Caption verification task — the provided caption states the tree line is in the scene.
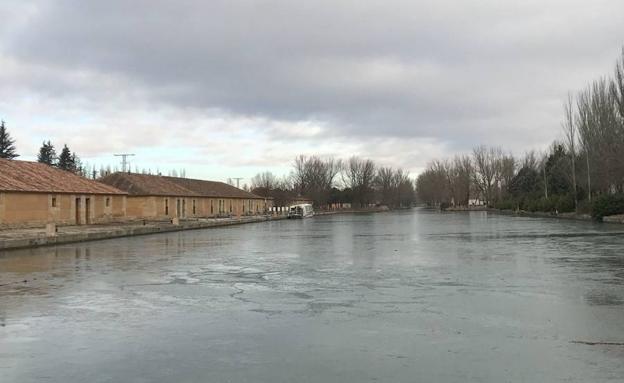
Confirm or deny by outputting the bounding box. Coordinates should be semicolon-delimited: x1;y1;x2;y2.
250;155;416;209
0;124;86;174
0;125;189;179
37;141;83;173
416;48;624;219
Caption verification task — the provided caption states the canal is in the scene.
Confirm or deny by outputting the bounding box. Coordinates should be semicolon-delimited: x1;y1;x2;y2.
1;209;624;382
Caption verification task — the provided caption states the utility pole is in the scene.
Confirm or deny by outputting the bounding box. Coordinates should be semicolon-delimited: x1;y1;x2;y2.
114;153;135;173
232;177;244;188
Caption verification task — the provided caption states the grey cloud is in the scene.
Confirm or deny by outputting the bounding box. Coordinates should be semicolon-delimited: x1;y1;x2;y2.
3;0;624;155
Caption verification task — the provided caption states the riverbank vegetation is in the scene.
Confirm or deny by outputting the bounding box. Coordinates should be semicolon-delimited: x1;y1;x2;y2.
251;155;416;210
416;48;624;220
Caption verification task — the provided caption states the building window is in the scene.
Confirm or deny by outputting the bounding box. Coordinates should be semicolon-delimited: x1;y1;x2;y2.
211;200;213;214
229;200;232;213
105;197;110;207
165;198;169;215
192;200;196;215
51;197;57;207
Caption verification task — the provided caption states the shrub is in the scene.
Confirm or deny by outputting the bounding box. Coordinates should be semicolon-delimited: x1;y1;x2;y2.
495;198;516;211
555;194;575;213
524;196;561;213
592;193;624;220
577;199;592;215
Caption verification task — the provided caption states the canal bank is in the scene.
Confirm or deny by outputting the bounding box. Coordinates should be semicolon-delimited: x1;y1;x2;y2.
0;215;286;252
443;206;624;224
0;208;396;252
315;206;391;216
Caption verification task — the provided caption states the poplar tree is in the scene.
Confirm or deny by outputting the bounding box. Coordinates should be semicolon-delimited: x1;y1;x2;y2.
0;120;19;159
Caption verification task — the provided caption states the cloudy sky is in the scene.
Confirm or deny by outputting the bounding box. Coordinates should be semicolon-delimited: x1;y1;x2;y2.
1;0;623;182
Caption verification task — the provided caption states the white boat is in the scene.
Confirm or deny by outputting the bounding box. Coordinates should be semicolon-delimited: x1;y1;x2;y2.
287;203;314;219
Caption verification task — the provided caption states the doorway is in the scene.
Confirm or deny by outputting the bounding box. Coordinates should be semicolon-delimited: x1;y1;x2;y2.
85;198;91;224
75;198;81;225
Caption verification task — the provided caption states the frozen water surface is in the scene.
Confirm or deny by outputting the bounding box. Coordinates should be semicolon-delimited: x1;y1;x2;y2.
1;209;624;382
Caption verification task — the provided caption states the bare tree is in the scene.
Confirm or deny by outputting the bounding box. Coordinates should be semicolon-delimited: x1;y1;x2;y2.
539;150;549;199
251;171;279;191
577;88;593;201
292;155;342;207
376;166;395;207
455;155;473;206
375;167;416;208
562;93;578;210
342;156;376;208
472;146;502;206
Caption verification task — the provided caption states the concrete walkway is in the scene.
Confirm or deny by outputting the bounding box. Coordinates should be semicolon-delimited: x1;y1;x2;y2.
0;215;286;251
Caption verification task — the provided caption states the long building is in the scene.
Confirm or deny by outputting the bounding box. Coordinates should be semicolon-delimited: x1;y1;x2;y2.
0;159;127;229
99;172;270;220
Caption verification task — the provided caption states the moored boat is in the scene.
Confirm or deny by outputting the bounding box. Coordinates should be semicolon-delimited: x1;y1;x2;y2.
287;203;314;219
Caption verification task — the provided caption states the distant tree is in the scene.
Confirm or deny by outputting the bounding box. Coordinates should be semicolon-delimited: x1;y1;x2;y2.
509;166;540;198
472;146;502;206
292;155;342;207
545;143;572;196
73;153;84;175
251;171;279;192
57;145;76;171
562;94;578;211
37;141;56;165
342;156;376;208
0;120;19;159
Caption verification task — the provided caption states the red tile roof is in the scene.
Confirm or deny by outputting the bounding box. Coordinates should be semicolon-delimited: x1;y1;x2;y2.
99;173;265;199
0;159;126;195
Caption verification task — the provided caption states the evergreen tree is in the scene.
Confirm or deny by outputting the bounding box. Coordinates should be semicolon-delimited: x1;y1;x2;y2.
57;144;77;172
37;141;56;165
0;120;19;159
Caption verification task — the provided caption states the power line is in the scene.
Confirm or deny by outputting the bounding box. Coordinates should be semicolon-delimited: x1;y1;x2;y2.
114;153;135;173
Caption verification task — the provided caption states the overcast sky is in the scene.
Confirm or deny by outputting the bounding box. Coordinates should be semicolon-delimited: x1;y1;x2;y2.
1;0;623;182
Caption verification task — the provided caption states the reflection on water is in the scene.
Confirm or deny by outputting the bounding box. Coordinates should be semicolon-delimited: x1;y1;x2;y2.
1;209;624;383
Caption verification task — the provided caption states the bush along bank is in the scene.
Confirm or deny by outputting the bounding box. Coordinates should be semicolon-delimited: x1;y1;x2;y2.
489;193;624;222
591;193;624;220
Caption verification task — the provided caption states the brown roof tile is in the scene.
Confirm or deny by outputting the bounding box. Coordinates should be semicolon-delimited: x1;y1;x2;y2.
99;173;265;199
98;173;199;197
0;159;126;195
166;176;265;199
